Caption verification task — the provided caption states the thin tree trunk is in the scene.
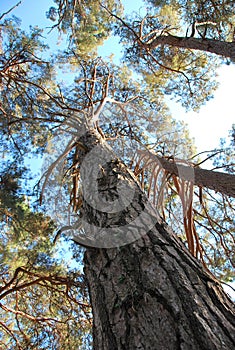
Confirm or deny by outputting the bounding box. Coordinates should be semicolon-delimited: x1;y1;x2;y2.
146;34;235;60
78;128;235;350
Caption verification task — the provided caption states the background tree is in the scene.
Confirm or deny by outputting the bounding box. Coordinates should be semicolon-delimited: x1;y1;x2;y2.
111;0;235;109
0;11;92;349
46;0;123;58
0;163;92;349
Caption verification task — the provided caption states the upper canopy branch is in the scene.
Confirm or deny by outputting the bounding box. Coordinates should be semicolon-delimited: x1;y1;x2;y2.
135;150;235;198
145;34;235;60
101;5;235;60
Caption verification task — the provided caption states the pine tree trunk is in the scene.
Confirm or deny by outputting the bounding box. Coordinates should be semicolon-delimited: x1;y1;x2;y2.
155;154;235;198
78;128;235;350
146;34;235;60
85;233;235;350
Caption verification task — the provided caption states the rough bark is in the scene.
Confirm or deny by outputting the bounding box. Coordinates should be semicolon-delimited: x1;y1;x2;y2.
78;128;235;350
85;233;235;350
156;155;235;198
146;34;235;60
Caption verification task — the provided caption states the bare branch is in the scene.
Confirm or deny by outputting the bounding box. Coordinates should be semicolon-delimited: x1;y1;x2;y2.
0;1;21;21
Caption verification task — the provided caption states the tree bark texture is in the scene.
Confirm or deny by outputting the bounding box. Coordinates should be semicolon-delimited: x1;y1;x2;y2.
156;155;235;198
78;129;235;350
146;34;235;60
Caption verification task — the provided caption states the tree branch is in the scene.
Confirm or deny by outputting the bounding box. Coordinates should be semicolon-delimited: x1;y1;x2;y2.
0;1;21;21
146;34;235;60
136;150;235;198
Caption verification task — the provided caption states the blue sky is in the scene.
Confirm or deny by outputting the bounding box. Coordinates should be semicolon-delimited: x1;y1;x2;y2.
171;64;235;153
0;0;53;27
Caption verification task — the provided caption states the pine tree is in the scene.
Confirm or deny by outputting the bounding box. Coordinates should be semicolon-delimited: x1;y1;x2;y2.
0;1;234;348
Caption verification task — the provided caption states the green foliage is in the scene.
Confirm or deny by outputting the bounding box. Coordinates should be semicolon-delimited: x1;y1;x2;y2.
0;167;92;349
0;16;59;159
47;0;123;58
115;4;221;110
212;124;235;173
147;0;235;41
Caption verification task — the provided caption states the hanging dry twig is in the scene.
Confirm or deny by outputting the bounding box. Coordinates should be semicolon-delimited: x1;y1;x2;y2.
131;149;213;266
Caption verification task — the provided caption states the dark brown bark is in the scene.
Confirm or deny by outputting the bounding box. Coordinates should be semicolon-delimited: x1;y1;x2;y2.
85;233;235;350
78;129;235;350
146;34;235;60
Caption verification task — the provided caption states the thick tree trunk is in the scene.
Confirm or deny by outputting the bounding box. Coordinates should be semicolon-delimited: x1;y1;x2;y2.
85;233;235;350
78;129;235;350
146;34;235;60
